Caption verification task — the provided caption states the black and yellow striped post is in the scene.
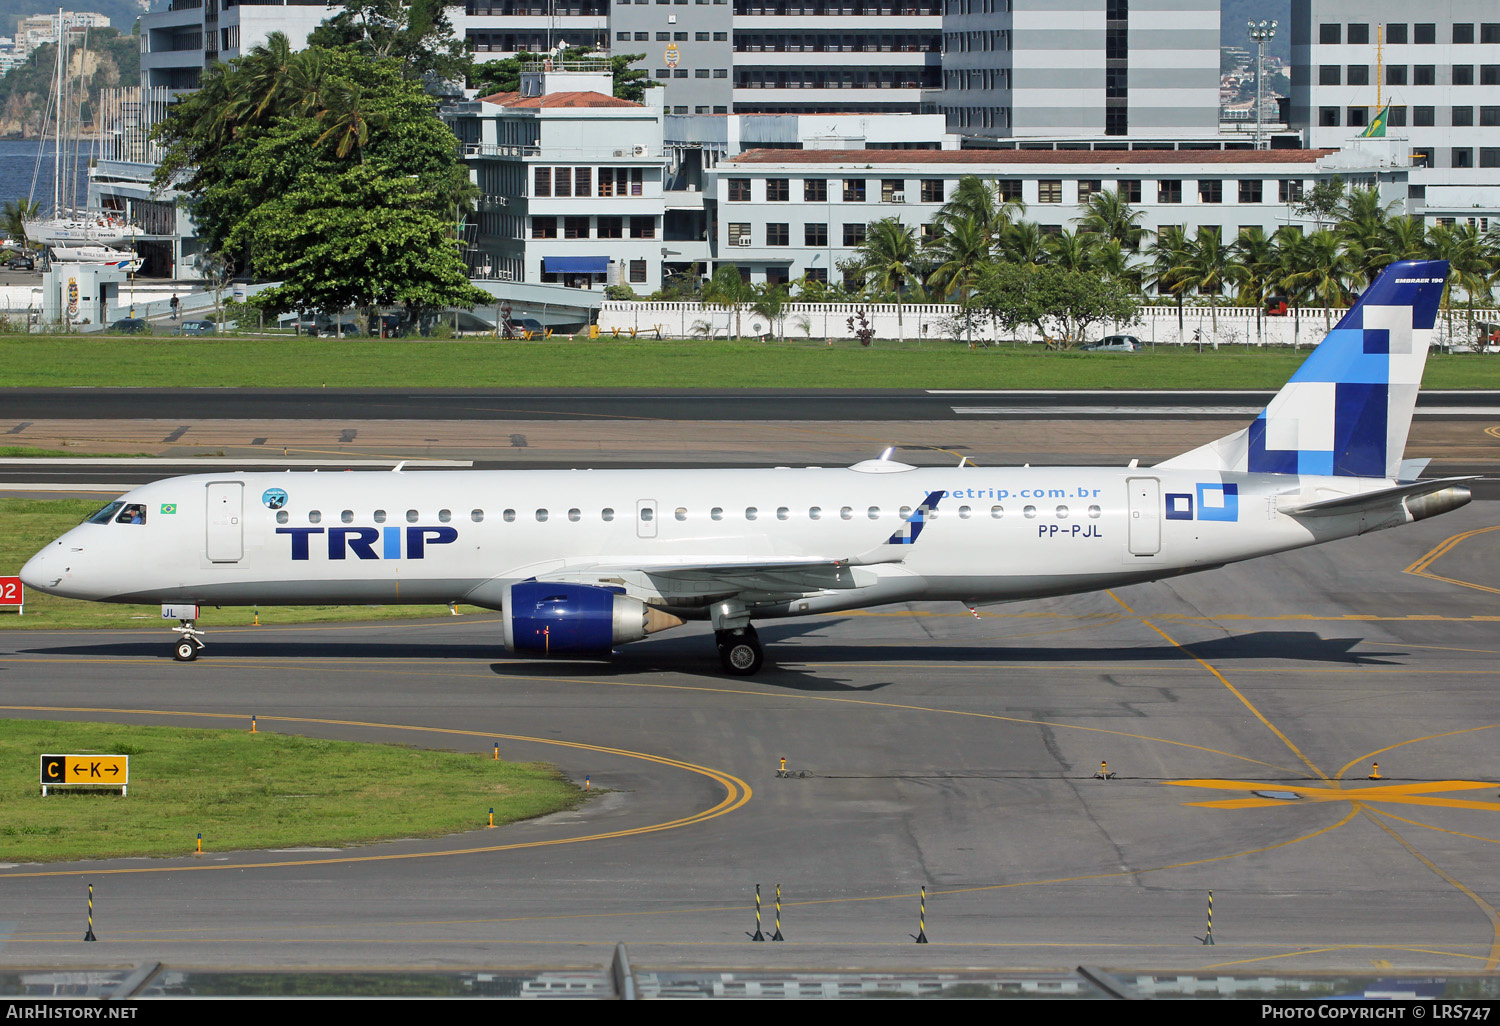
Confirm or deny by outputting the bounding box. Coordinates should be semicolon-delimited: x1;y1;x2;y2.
912;886;929;944
1202;890;1215;945
748;884;765;941
84;883;96;942
770;884;784;942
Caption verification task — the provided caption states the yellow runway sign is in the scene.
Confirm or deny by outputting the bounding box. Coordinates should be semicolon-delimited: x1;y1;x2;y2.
41;754;129;793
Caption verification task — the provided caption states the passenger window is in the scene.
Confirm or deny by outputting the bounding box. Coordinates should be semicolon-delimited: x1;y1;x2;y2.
776;507;789;520
991;505;1004;518
899;505;912;520
1056;505;1068;519
309;510;322;524
640;507;654;521
568;508;581;522
1024;505;1037;518
341;510;354;524
959;505;972;519
373;509;387;523
116;503;147;525
276;511;289;524
439;509;452;523
840;507;853;520
867;506;880;519
602;508;615;521
503;509;516;522
746;507;758;520
675;507;687;521
85;501;125;525
711;507;723;521
471;509;484;522
536;509;548;522
406;509;419;523
809;506;822;519
1088;505;1101;519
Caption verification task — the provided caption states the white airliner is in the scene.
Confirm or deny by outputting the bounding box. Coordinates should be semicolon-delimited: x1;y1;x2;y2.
20;260;1474;674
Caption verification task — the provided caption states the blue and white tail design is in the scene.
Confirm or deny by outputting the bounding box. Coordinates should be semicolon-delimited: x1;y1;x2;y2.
1159;259;1448;480
886;491;945;545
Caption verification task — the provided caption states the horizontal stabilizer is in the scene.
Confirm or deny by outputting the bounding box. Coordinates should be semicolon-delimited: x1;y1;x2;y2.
1277;476;1478;517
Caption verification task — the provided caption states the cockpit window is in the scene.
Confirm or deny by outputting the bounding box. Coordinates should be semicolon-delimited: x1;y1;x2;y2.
116;503;147;525
85;501;126;525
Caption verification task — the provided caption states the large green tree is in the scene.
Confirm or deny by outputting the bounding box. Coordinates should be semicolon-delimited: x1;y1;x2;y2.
152;40;488;325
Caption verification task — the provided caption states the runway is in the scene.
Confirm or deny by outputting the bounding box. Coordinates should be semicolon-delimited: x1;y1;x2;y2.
0;391;1498;987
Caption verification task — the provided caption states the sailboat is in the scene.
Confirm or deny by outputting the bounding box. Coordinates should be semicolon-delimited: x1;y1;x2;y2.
22;12;147;250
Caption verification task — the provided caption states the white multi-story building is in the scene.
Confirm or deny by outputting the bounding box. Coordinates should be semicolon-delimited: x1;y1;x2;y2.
1290;0;1500;226
937;0;1221;139
139;0;335;92
702;145;1409;285
443;61;670;290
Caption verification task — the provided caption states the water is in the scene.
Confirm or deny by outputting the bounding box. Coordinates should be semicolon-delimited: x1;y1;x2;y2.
0;139;94;218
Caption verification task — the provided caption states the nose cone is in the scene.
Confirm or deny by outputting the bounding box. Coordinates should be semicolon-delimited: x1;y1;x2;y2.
20;544;61;592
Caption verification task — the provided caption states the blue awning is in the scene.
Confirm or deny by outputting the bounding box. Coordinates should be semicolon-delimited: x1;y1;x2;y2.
544;256;610;274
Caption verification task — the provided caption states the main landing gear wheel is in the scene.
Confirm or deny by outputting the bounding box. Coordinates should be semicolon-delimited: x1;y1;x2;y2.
716;626;764;676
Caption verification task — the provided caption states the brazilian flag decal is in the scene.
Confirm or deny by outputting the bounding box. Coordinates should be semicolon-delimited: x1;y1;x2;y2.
1361;105;1389;138
160;503;177;515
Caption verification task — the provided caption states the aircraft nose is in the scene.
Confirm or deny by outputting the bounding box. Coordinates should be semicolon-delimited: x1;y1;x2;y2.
20;545;61;591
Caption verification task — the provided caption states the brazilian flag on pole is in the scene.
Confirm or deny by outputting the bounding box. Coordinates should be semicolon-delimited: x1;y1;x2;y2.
1361;105;1390;138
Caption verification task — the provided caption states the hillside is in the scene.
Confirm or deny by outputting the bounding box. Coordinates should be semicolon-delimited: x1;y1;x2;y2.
0;28;140;137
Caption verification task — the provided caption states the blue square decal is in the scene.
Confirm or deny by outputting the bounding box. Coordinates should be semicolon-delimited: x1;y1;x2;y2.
1165;493;1194;520
1362;328;1390;354
1196;482;1239;522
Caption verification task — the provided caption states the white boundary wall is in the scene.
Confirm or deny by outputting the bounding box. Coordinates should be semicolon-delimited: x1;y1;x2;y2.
599;301;1500;348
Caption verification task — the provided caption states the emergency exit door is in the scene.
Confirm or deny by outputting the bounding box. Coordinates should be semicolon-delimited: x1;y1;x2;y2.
205;482;244;562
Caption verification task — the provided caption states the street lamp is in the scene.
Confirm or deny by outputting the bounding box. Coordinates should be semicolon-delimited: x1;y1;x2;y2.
1248;19;1278;151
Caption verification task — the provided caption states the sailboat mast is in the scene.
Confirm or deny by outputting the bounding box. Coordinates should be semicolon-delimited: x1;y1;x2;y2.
52;9;63;215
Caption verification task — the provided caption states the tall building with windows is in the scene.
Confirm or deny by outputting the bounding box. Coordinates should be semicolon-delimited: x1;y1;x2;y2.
936;0;1220;139
1290;0;1500;224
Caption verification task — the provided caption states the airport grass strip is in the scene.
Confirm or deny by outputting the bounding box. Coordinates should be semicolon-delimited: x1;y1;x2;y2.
0;498;488;630
1;337;1497;389
0;719;581;862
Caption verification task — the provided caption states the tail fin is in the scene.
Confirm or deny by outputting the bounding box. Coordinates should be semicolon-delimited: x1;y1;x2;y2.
1158;259;1448;479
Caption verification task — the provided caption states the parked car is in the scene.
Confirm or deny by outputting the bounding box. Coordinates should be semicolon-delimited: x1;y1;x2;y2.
1080;334;1140;353
5;253;35;270
375;314;406;338
503;317;545;339
109;318;149;334
173;320;216;336
313;322;360;337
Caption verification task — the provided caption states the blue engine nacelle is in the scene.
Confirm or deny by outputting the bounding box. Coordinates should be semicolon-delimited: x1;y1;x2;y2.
502;581;680;655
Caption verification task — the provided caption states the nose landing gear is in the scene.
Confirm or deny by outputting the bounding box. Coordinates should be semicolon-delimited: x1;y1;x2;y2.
171;619;205;662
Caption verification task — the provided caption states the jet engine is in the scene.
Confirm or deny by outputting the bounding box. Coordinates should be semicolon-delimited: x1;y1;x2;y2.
502;581;683;656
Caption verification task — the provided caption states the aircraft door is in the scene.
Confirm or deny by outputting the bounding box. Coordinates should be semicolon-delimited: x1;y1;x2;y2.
205;482;244;562
1126;477;1160;556
636;499;658;539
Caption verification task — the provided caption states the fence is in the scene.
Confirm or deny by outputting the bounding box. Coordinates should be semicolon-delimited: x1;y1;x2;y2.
597;300;1500;348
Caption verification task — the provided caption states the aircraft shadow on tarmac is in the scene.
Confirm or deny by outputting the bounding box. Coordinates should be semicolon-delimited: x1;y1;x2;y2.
12;628;1401;687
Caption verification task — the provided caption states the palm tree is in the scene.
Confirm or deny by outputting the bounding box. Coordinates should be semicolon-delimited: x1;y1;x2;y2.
1169;226;1233;348
701;264;755;340
856;216;920;343
315;81;388;161
2;198;41;249
1334;185;1400;289
1044;229;1098;273
999;219;1047;268
1074;188;1146;251
933;175;1025;249
924;215;990;345
1144;225;1193;344
242;32;297;121
1427;222;1494;343
1289;230;1355;330
1271;226;1315;348
749;281;789;340
1229;226;1277;345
